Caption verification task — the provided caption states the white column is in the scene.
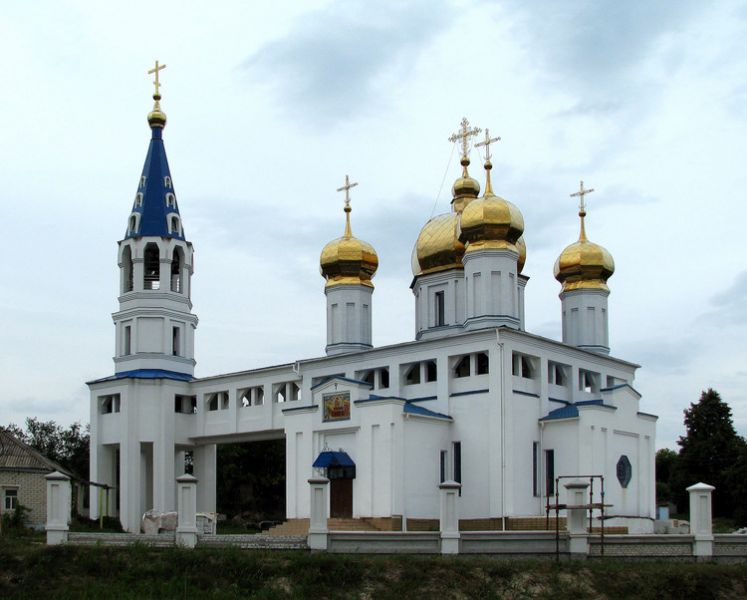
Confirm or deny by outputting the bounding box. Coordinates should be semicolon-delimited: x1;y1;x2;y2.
194;444;217;513
308;477;329;551
439;480;461;554
564;480;590;557
45;471;71;545
175;474;199;548
687;482;715;559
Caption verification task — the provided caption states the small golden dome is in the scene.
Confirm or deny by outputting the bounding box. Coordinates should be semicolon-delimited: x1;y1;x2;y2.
459;159;524;253
516;235;527;274
554;209;614;292
451;156;480;214
320;205;378;288
148;93;167;128
415;213;464;276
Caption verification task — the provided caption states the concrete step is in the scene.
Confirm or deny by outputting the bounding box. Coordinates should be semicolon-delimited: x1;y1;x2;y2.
267;519;310;536
328;518;378;532
198;534;307;549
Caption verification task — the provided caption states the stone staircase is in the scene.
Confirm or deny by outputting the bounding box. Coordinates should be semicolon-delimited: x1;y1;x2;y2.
267;517;391;536
67;532;175;547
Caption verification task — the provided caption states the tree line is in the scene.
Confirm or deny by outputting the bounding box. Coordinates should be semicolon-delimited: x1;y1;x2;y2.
657;388;747;525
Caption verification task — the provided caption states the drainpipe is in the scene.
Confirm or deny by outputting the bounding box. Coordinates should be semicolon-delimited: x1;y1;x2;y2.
496;330;506;530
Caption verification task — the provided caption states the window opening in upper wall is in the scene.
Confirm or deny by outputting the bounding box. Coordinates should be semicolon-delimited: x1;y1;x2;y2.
425;360;437;382
143;243;160;290
171;248;183;293
454;355;470;378
476;352;489;375
122;246;134;293
405;363;421;385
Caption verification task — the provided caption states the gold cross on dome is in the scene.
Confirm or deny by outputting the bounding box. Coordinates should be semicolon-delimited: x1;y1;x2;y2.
148;60;167;96
570;180;595;212
475;128;501;161
448;117;482;158
336;174;358;208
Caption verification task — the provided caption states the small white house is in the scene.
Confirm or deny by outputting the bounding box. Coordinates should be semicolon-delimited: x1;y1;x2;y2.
88;95;656;535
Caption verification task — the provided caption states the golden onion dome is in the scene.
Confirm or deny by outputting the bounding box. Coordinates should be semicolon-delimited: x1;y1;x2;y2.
148;93;167;129
451;156;481;214
459;158;524;253
554;208;614;292
516;235;527;274
415;212;464;276
320;203;378;288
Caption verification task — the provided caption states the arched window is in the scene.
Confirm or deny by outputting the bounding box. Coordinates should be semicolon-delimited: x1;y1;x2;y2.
171;247;183;292
144;243;160;290
170;216;180;235
165;192;176;208
128;215;137;234
134;193;143;208
122;246;134;292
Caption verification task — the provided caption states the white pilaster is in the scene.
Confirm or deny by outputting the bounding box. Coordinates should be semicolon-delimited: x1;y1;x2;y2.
560;288;610;354
325;284;373;355
45;471;71;545
463;248;521;331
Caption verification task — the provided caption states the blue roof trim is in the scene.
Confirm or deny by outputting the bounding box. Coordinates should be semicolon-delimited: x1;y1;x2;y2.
549;398;571;405
355;396;405;404
88;368;193;384
126;126;185;240
403;402;452;421
576;399;617;410
310;376;373;391
450;389;489;398
513;390;540;398
541;405;579;421
637;411;658;419
407;395;438;402
313;451;355;468
601;383;642;398
282;404;319;413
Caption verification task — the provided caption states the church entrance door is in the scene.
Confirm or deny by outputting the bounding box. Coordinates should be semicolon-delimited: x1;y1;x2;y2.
330;478;353;518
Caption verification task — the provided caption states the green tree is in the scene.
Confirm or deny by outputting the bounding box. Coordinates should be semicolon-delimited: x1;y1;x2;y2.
2;418;89;480
655;448;678;505
672;389;745;517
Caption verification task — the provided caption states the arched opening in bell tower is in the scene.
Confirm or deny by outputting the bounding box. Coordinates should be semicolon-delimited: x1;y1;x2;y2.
144;243;160;290
122;246;134;293
171;247;184;293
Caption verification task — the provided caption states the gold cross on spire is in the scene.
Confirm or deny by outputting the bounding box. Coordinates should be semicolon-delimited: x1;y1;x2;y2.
148;60;167;96
336;174;358;209
475;128;501;162
448;117;482;159
570;180;595;213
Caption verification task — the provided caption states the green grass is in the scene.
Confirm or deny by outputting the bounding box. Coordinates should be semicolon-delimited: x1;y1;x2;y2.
2;537;747;599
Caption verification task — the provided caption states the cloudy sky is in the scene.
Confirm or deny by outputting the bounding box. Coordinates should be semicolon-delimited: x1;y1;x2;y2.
1;0;746;450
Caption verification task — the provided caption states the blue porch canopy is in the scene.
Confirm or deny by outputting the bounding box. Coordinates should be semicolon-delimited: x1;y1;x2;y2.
312;451;355;469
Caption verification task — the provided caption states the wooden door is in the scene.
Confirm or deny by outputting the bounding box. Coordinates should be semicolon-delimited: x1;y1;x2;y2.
330;478;353;518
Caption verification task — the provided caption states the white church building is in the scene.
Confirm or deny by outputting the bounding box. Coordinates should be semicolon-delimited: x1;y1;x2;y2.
88;77;657;535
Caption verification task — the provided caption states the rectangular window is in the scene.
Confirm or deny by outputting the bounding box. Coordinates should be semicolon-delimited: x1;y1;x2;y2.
124;326;131;355
440;450;447;483
4;488;18;511
453;441;462;486
172;327;181;356
532;442;539;497
476;352;489;375
100;394;121;414
545;449;555;497
434;291;445;326
425;360;437;382
175;395;196;414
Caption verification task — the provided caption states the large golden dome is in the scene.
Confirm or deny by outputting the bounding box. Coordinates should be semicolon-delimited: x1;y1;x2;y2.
554;210;614;292
459;158;524;253
413;155;481;277
320;205;378;288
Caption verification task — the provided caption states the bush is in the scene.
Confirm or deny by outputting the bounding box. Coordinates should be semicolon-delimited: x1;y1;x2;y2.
1;504;31;535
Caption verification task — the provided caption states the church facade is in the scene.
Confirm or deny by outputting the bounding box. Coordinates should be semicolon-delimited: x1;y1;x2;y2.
88;79;657;535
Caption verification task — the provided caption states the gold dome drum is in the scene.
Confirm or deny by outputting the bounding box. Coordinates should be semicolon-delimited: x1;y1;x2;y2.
459;194;524;251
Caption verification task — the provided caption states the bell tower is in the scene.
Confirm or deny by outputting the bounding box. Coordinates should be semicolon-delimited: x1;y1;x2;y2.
112;61;198;375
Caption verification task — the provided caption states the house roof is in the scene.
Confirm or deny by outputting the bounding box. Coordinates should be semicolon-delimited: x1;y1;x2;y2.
0;429;72;476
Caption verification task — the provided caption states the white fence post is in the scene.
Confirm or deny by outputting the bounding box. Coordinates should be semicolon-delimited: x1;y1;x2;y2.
175;474;199;548
308;477;329;551
687;482;715;559
564;480;590;557
45;471;71;545
439;480;461;555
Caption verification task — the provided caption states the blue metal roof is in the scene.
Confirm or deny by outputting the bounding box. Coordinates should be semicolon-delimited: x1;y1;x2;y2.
540;404;579;421
403;402;452;421
312;451;355;468
126;125;184;240
88;369;193;385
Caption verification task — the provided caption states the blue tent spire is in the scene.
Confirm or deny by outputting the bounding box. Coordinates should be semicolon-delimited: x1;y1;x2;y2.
126;63;185;240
